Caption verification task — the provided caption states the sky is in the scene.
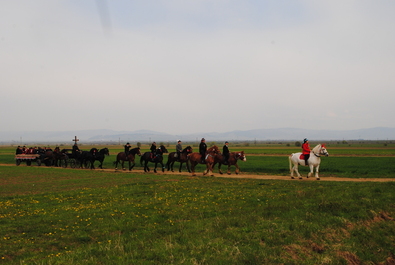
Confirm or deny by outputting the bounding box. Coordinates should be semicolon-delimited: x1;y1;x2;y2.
1;0;395;135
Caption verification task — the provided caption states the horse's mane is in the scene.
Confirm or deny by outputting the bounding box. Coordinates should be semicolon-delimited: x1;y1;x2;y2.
183;146;192;152
312;144;322;153
207;145;219;153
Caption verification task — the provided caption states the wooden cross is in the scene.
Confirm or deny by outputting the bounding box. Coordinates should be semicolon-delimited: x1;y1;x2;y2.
72;136;79;145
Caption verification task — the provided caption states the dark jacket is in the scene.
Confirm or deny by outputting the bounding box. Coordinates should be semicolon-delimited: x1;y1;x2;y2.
199;142;207;156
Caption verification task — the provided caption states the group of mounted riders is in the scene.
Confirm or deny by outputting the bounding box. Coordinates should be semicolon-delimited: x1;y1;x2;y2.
117;138;247;176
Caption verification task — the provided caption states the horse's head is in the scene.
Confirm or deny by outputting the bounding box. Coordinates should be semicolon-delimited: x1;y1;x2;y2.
184;146;193;153
235;151;247;162
320;144;329;157
208;145;220;155
136;147;142;156
159;145;168;154
101;147;110;156
90;148;98;154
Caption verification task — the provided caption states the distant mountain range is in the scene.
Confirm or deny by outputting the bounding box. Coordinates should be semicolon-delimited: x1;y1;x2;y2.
1;127;394;144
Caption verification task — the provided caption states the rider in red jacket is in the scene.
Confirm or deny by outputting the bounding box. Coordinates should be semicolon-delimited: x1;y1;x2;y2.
302;138;310;166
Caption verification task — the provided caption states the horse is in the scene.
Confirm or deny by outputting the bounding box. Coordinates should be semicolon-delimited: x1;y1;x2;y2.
114;147;141;171
87;148;110;169
187;145;221;176
140;145;169;173
43;147;68;167
166;146;193;172
213;151;247;175
289;144;329;180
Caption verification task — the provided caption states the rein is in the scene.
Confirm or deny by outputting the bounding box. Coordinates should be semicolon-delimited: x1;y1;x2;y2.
313;147;324;157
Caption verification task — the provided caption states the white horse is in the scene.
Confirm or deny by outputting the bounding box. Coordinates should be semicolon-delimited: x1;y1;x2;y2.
289;144;329;180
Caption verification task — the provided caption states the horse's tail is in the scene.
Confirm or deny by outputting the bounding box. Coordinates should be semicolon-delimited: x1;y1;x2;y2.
289;154;293;173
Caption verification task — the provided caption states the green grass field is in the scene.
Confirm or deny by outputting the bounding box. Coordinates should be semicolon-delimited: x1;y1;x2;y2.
1;144;395;264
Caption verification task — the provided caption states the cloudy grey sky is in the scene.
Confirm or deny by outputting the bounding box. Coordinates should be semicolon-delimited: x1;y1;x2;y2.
1;1;394;135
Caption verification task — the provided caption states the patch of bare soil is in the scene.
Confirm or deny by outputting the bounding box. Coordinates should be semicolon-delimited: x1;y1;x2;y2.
3;163;395;182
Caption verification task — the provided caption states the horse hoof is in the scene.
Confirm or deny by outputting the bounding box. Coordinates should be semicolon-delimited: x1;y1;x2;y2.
299;177;303;180
291;177;295;179
317;178;320;180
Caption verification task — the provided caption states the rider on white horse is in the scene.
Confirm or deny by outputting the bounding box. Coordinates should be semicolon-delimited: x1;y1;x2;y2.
302;138;310;166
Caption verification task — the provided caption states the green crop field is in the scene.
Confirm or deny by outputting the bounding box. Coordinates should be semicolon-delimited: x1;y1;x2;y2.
1;144;395;264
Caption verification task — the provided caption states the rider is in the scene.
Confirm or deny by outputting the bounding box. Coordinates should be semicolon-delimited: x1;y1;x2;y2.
72;143;80;155
176;140;182;161
199;138;207;163
124;142;131;156
150;142;157;159
223;141;230;164
302;138;311;166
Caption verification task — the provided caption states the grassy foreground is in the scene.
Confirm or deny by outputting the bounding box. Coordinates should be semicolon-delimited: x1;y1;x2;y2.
1;166;395;264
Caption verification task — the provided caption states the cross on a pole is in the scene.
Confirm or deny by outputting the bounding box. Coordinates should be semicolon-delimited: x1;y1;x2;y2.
72;136;79;145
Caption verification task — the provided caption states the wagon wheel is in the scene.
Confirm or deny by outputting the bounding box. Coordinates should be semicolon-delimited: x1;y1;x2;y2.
36;159;42;166
70;159;77;168
26;160;32;166
16;159;21;166
60;159;67;168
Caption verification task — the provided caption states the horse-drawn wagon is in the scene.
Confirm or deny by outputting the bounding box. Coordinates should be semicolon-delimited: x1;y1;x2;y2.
15;154;43;166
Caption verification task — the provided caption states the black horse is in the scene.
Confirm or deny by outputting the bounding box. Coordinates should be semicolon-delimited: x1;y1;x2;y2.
140;145;168;173
43;147;68;167
86;148;110;169
114;147;141;171
166;146;193;172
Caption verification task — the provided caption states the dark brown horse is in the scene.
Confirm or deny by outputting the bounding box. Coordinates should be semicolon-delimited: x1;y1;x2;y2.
140;145;169;173
187;145;220;176
44;147;68;167
114;147;141;171
213;151;247;175
166;146;193;172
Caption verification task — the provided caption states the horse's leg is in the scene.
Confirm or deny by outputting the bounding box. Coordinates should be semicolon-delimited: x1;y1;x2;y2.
293;163;302;179
210;163;215;176
186;160;191;173
289;156;295;179
315;165;320;180
191;162;196;176
205;163;214;176
160;161;165;173
129;160;136;171
154;162;158;173
218;163;223;175
307;165;313;178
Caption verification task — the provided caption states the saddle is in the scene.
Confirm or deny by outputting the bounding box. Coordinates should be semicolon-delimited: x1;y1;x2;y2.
299;154;305;160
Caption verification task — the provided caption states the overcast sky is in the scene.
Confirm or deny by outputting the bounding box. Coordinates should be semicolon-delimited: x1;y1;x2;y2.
1;1;394;135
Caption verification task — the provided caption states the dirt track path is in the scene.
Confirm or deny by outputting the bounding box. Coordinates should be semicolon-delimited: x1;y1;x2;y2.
3;163;394;182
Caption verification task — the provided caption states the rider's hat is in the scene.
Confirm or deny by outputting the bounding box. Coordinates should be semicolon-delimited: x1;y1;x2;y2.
201;138;205;141
225;141;229;144
303;138;308;143
177;140;181;142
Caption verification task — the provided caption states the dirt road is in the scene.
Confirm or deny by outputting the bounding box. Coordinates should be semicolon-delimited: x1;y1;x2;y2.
3;163;393;182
